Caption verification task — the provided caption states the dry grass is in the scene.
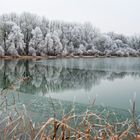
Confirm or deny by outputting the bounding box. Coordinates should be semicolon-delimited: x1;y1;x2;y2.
0;77;140;140
0;108;140;140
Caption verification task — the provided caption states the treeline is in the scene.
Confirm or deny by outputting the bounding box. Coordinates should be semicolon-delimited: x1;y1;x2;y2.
0;12;140;57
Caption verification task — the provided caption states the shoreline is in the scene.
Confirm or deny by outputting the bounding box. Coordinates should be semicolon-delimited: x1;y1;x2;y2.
0;54;140;60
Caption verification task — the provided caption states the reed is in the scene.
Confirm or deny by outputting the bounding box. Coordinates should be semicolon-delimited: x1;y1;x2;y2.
0;79;140;139
0;104;140;140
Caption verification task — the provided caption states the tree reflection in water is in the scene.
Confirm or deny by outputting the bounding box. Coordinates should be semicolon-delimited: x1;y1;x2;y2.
0;58;140;95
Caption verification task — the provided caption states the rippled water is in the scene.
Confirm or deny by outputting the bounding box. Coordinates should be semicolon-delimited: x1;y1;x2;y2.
0;57;140;121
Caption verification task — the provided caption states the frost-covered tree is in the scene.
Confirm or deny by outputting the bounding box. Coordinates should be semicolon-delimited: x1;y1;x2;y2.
114;39;129;49
107;32;128;44
29;46;36;56
0;20;15;52
83;23;97;45
94;34;113;52
40;17;50;37
7;42;19;56
71;25;82;48
51;31;62;55
44;33;53;55
0;45;4;56
7;24;25;55
44;32;62;55
128;36;140;50
76;44;86;55
19;13;40;54
29;27;43;55
0;12;140;57
67;42;74;54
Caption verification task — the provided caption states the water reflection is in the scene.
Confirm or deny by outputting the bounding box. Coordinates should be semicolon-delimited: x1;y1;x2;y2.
0;58;140;110
0;59;140;95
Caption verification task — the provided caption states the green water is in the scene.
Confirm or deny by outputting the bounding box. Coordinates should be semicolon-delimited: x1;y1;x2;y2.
0;57;140;121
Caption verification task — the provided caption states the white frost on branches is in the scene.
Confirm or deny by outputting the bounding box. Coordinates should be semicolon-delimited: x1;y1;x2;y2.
0;13;140;57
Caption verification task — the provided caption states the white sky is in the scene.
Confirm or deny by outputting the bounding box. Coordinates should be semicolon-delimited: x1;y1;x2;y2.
0;0;140;35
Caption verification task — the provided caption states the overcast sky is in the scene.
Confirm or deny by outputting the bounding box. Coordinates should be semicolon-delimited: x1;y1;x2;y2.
0;0;140;35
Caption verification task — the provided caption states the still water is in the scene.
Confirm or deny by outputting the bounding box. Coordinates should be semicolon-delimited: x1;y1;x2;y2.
0;58;140;119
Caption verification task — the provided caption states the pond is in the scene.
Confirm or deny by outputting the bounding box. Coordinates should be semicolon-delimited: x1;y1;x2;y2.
0;57;140;121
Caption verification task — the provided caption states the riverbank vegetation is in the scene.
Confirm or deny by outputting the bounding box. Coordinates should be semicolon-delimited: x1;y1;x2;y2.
0;86;140;140
0;13;140;58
